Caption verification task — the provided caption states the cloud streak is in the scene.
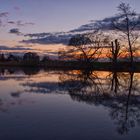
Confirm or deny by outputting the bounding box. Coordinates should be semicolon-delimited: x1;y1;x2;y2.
9;28;22;35
23;32;74;45
22;14;140;45
0;12;9;26
0;45;33;51
8;20;35;27
0;12;9;18
0;10;34;28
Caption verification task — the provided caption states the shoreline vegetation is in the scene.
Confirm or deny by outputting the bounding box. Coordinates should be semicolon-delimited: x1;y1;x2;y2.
0;58;140;72
0;51;140;72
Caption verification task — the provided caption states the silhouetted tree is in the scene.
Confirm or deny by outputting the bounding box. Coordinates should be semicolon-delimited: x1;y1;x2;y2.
41;56;50;63
23;52;40;65
112;3;140;66
110;71;120;94
7;54;19;61
59;70;105;97
59;32;109;65
107;39;122;65
0;53;5;61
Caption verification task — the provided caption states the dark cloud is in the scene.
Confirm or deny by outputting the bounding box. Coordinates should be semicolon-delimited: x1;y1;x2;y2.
8;20;35;27
7;21;15;24
70;14;140;32
22;32;74;45
0;12;9;18
69;22;95;33
0;45;33;51
94;14;140;30
16;20;35;26
25;32;55;38
9;28;22;35
25;22;35;26
0;11;34;28
22;14;140;45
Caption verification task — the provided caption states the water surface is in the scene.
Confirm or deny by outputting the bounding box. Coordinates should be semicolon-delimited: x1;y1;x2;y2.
0;68;140;140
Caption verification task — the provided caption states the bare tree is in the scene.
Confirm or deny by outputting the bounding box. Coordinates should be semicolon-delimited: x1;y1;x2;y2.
112;2;140;66
107;39;122;64
59;31;109;65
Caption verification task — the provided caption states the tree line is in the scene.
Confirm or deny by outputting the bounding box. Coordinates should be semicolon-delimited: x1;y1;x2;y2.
0;52;50;65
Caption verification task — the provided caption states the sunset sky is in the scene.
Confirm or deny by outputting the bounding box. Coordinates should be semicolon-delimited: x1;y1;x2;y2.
0;0;139;57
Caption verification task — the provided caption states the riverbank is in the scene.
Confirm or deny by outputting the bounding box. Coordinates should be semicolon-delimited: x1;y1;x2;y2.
0;61;140;72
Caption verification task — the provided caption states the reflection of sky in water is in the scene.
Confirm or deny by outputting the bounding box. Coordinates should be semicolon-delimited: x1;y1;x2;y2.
0;69;140;139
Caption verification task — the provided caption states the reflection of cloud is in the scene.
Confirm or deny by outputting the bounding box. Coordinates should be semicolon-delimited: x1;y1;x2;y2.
0;96;35;113
22;82;62;94
11;91;23;98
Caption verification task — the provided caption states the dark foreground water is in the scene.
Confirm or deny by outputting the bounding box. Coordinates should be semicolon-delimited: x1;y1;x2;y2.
0;67;140;140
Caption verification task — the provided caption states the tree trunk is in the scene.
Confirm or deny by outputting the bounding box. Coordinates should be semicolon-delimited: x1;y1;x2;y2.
128;39;133;67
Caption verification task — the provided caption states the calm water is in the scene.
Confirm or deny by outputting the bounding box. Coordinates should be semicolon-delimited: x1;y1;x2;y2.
0;67;140;140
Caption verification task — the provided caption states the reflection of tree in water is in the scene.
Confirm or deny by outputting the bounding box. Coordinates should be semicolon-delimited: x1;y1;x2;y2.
59;70;140;135
0;67;40;76
59;70;104;97
109;95;140;135
108;72;140;135
19;69;140;135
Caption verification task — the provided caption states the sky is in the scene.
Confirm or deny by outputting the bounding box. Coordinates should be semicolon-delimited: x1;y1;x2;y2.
0;0;139;56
